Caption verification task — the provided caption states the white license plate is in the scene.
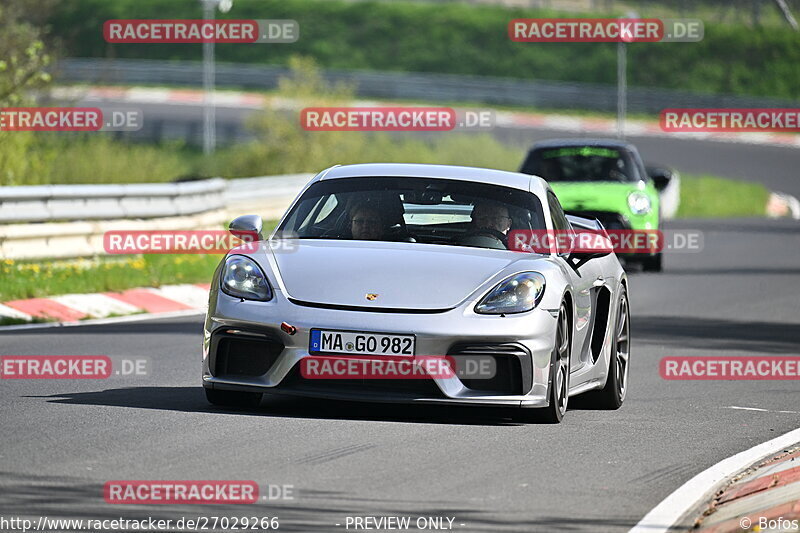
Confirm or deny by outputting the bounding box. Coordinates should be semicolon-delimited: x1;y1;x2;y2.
309;329;415;356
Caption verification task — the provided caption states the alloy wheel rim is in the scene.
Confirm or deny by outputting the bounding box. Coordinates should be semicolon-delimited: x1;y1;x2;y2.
616;295;630;400
555;306;569;415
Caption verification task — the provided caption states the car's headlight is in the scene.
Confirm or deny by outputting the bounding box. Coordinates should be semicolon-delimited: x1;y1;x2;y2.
220;255;273;301
475;272;546;315
628;192;652;215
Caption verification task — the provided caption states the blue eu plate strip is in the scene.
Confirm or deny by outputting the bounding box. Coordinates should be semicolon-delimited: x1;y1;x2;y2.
309;329;321;352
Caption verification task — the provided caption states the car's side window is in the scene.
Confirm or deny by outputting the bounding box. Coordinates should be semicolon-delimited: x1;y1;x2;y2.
547;191;570;231
547;191;571;255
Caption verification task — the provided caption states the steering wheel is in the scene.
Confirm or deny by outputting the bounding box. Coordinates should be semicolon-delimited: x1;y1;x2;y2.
386;224;418;243
609;170;629;182
461;228;508;248
319;228;343;239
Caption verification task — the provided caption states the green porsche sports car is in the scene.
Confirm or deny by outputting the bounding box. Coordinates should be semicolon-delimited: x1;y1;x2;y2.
520;138;667;272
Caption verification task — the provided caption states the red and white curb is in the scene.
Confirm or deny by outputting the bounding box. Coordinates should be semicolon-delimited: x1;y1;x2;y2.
496;112;800;148
0;283;210;326
51;86;800;148
693;447;800;532
630;427;800;533
52;86;267;109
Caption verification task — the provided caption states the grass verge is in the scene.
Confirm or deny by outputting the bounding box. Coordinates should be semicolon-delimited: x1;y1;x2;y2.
0;255;221;303
676;174;769;218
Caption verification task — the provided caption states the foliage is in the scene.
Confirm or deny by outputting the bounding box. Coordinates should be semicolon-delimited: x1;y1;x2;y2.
47;0;800;99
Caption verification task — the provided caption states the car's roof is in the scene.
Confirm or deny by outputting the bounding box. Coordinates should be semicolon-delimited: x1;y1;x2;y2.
529;138;638;152
317;163;549;196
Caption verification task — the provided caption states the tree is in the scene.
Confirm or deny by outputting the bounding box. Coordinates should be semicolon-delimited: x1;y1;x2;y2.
0;0;53;185
0;0;52;106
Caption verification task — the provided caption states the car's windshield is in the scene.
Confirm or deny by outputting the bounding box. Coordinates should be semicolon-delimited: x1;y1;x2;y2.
520;146;641;183
278;176;546;251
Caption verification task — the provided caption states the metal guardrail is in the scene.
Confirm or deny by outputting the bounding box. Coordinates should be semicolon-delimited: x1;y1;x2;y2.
0;175;315;225
0;178;226;223
0;174;314;260
52;58;799;113
225;174;312;204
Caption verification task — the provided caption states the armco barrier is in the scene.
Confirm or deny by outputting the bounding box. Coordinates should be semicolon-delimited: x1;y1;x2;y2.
0;178;226;224
0;174;313;260
0;210;229;260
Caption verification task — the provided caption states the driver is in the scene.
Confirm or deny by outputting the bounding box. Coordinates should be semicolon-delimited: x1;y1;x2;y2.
470;201;512;236
349;203;386;241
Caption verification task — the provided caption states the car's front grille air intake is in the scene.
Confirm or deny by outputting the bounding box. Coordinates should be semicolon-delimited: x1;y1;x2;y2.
212;331;284;377
447;343;530;395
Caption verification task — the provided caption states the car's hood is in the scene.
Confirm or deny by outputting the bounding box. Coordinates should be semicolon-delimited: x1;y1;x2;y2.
268;240;531;310
551;181;647;212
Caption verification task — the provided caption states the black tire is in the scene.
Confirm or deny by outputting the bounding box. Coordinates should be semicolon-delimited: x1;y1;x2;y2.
522;302;570;424
642;252;663;272
592;287;630;410
204;388;263;408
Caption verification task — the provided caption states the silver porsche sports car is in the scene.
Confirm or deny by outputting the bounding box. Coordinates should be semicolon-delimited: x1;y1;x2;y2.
202;163;630;423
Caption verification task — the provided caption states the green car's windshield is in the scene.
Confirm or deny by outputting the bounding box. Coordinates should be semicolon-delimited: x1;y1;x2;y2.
521;146;641;183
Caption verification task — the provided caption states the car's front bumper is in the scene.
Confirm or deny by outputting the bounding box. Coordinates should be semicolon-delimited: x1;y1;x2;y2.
202;289;559;408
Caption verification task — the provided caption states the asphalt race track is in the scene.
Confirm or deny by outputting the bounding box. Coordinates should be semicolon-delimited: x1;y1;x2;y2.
3;98;799;531
1;216;798;532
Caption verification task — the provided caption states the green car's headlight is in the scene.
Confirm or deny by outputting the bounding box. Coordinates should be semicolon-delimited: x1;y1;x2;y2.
220;255;273;301
628;191;652;215
475;272;546;315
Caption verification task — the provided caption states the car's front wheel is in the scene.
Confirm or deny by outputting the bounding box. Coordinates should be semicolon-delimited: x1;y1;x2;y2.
524;302;570;424
205;388;263;408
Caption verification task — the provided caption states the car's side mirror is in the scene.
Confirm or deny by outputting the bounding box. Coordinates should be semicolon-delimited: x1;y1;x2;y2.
567;249;611;269
228;214;264;241
646;166;673;192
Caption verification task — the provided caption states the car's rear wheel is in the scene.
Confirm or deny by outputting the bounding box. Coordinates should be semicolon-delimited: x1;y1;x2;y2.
204;388;263;408
593;287;630;409
524;302;570;424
